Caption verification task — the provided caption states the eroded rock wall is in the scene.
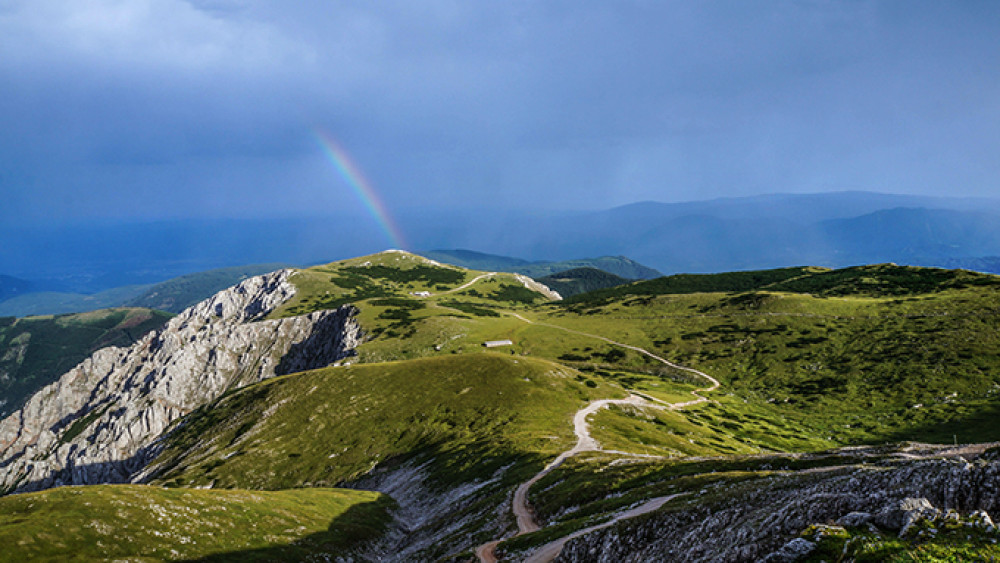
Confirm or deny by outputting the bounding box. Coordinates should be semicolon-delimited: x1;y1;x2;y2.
0;270;360;494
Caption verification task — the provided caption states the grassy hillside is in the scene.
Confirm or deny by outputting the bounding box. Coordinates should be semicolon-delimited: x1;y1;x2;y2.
535;267;632;297
126;263;290;313
545;264;1000;445
0;485;392;561
147;353;620;491
267;255;1000;448
266;250;556;364
423;249;662;279
0;308;172;418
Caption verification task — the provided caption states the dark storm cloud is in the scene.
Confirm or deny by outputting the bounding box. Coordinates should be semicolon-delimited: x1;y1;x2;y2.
1;0;998;224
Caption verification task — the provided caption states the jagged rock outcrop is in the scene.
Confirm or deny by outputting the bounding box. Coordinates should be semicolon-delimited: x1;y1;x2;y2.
0;269;361;494
551;449;1000;562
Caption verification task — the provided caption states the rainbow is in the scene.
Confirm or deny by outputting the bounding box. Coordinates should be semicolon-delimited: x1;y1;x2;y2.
313;128;407;249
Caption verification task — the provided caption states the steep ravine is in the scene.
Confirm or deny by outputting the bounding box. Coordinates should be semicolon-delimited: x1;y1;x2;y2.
0;269;361;495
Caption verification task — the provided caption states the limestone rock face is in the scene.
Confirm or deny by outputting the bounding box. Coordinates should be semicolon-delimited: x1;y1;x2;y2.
0;270;360;494
552;450;1000;563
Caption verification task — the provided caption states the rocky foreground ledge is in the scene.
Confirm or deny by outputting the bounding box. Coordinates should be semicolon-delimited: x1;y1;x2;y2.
0;269;361;495
550;446;1000;562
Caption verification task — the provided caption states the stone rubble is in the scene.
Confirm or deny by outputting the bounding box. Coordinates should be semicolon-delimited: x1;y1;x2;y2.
553;451;1000;562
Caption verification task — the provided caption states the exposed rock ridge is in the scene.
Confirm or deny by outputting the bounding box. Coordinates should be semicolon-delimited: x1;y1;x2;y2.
552;450;1000;562
0;269;361;495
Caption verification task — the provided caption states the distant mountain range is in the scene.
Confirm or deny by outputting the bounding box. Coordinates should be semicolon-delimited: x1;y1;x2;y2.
510;198;1000;274
3;192;1000;304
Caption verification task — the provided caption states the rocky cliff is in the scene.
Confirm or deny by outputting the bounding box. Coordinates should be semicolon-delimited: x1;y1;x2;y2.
0;269;361;495
550;447;1000;562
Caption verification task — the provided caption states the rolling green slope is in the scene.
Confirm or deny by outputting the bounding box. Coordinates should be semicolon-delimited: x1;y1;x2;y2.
147;353;620;491
545;264;1000;445
266;250;556;365
265;254;1000;449
0;308;172;417
0;485;392;562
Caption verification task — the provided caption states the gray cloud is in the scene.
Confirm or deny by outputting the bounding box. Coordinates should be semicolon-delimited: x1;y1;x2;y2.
2;0;999;224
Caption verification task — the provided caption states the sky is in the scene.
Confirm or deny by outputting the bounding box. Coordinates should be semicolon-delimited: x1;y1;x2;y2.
2;0;1000;227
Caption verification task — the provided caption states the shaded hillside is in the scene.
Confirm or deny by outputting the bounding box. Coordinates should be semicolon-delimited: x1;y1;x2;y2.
142;353;616;561
0;308;172;418
535;267;632;297
147;354;613;491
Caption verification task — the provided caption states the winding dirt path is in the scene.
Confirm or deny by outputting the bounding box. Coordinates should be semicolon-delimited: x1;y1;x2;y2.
474;313;719;562
434;272;498;295
522;493;688;563
508;312;719;396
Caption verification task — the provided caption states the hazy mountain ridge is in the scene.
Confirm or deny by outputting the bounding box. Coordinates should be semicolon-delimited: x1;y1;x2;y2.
7;193;1000;294
540;205;1000;274
0;285;155;317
